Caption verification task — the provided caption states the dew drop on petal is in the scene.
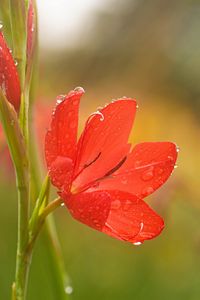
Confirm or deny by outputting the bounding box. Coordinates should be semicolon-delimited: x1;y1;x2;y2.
142;170;154;181
167;155;173;161
112;199;121;209
157;167;164;175
133;242;142;246
74;86;85;93
142;186;154;196
121;176;128;185
56;99;62;104
96;111;104;121
134;160;142;168
56;95;65;105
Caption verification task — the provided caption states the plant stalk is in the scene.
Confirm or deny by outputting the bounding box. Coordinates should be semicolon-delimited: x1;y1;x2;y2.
0;92;30;300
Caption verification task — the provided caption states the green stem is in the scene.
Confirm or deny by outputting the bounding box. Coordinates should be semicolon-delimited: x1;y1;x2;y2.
28;122;71;299
0;92;30;300
29;198;62;250
15;176;30;300
40;198;63;219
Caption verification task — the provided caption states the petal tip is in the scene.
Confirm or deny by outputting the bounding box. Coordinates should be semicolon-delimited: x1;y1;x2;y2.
67;87;85;98
74;86;85;94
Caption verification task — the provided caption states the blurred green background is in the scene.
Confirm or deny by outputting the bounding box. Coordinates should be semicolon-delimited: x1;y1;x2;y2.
1;0;200;299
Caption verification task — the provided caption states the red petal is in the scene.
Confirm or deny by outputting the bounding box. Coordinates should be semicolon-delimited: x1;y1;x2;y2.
97;142;178;198
0;32;21;111
73;98;137;191
62;190;111;230
45;88;84;189
62;190;164;244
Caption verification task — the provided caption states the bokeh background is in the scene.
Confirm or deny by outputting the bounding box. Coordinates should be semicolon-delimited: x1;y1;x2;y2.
1;0;200;299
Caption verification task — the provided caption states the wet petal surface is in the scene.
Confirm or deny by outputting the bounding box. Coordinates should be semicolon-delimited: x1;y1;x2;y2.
73;98;137;191
97;142;178;198
0;32;21;110
45;88;84;189
62;190;164;244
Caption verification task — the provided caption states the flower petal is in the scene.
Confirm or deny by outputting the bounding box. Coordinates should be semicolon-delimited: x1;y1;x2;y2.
73;98;137;191
97;142;178;198
45;88;84;189
62;190;164;244
0;32;21;111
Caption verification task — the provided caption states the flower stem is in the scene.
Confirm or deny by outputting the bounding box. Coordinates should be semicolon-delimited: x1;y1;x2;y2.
0;92;30;300
28;198;63;259
28;127;71;299
14;177;30;300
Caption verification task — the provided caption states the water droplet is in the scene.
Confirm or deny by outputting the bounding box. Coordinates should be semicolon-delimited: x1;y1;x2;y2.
65;286;73;295
0;22;3;30
136;104;139;109
95;111;104;121
14;60;18;66
121;176;127;185
112;200;121;209
134;160;142;168
133;242;142;246
56;95;65;105
61;203;65;207
74;86;85;93
174;165;178;169
93;219;99;224
142;186;154;196
57;99;63;104
176;146;180;152
142;169;154;181
167;155;173;161
157;167;164;175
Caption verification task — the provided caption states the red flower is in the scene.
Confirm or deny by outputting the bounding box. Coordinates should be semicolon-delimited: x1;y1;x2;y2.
0;32;21;111
45;88;178;245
